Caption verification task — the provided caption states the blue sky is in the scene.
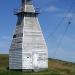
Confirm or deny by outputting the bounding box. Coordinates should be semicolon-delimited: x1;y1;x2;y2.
0;0;75;62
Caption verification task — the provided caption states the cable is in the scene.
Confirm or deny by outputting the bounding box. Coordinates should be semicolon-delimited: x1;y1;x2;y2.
45;1;75;59
46;1;75;41
53;13;74;58
56;19;72;49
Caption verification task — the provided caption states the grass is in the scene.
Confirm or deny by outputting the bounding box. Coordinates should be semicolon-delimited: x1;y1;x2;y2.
0;54;75;75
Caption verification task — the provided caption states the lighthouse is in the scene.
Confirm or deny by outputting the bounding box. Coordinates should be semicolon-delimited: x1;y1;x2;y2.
9;0;48;71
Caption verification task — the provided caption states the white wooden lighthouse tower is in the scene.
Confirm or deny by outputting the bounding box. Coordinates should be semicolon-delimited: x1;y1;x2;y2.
9;0;48;71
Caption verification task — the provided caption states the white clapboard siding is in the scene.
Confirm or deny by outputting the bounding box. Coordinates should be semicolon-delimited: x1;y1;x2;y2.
9;0;48;71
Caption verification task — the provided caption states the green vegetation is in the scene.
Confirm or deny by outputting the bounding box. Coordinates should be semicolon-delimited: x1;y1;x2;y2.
0;54;75;75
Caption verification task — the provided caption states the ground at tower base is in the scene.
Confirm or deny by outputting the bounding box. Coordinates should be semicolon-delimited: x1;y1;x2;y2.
0;54;75;75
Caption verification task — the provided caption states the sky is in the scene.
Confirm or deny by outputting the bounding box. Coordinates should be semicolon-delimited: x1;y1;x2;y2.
0;0;75;62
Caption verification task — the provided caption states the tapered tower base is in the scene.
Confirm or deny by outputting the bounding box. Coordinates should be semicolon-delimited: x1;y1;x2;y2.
9;0;48;71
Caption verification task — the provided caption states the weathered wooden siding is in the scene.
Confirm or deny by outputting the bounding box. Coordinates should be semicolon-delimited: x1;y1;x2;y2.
9;0;48;70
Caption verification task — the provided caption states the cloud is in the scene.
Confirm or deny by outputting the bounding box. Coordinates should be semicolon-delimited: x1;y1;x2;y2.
41;5;60;12
0;36;11;48
49;46;75;62
56;47;75;62
48;35;75;62
0;36;11;54
46;6;59;12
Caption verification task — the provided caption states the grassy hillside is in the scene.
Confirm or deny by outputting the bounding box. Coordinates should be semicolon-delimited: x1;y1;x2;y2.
0;54;75;75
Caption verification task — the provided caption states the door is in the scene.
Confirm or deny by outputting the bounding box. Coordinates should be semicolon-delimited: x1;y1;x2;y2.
33;53;38;69
22;53;33;69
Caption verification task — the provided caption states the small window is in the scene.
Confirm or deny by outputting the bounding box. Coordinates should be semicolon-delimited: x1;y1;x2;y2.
27;57;29;58
13;33;23;38
13;35;16;38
